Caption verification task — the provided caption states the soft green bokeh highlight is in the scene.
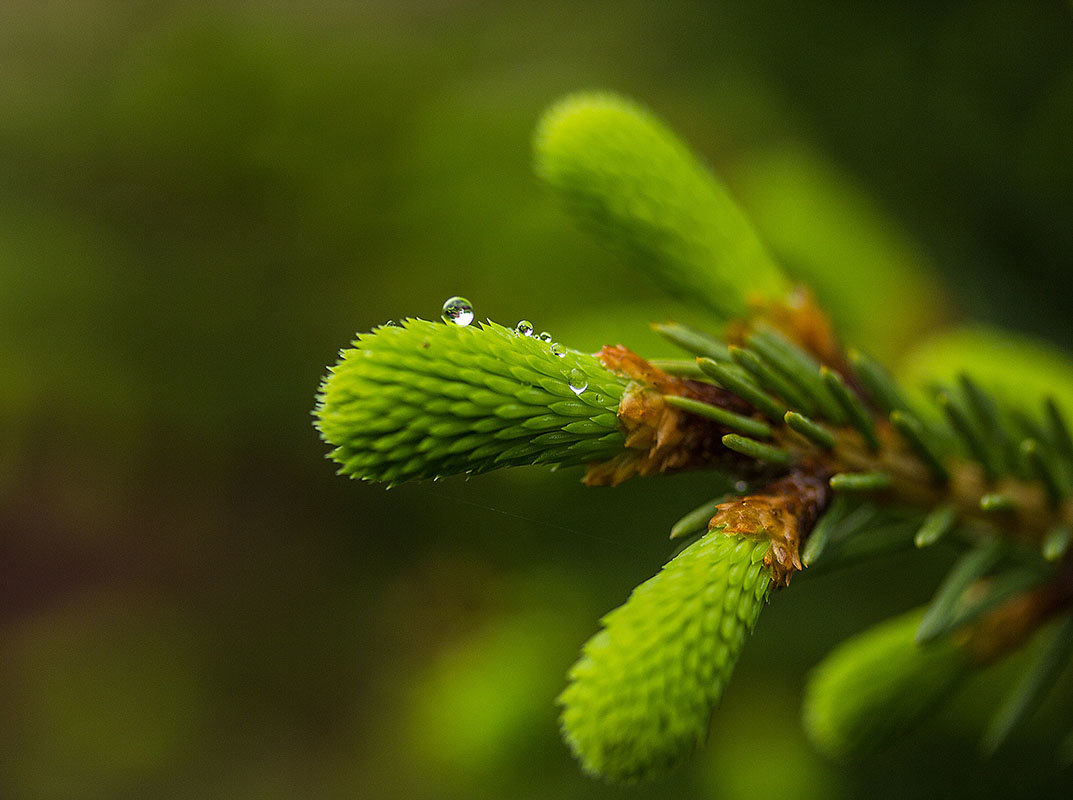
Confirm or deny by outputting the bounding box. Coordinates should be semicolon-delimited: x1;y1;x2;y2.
700;679;844;800
407;601;579;790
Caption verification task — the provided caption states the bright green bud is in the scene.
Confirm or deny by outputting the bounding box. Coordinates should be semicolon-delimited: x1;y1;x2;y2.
315;319;628;483
802;608;969;759
534;92;789;318
559;532;773;782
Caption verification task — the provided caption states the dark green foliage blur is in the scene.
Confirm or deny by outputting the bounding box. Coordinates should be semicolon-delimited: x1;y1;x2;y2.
2;1;1073;798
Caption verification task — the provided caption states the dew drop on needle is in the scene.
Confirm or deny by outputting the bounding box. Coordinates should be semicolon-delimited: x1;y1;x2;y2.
442;296;474;326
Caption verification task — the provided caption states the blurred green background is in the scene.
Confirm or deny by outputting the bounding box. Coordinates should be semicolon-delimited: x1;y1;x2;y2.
2;1;1073;797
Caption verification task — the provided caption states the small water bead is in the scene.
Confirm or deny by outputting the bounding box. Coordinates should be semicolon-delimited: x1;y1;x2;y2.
550;343;567;358
538;331;553;343
382;319;400;327
568;368;588;395
442;296;474;326
515;319;534;336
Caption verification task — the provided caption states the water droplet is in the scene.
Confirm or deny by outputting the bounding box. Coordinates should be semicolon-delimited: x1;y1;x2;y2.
734;480;749;493
568;368;588;395
382;319;400;327
551;343;566;358
515;319;534;336
538;331;553;343
442;296;474;326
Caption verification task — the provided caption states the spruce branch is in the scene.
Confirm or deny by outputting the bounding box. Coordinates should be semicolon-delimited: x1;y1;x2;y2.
316;300;1073;777
314;90;1073;782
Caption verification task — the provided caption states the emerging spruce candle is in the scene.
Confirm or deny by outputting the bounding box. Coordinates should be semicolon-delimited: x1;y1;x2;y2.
559;532;774;782
316;315;628;483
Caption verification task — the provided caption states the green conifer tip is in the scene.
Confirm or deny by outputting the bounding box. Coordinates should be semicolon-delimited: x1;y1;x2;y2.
315;318;628;483
535;92;788;317
559;532;773;782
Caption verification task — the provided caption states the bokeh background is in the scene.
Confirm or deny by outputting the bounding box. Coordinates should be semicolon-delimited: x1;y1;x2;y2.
3;1;1073;797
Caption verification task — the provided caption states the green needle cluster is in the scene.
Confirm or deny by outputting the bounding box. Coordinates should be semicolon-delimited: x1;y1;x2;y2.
558;532;773;782
802;608;969;758
315;319;628;483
